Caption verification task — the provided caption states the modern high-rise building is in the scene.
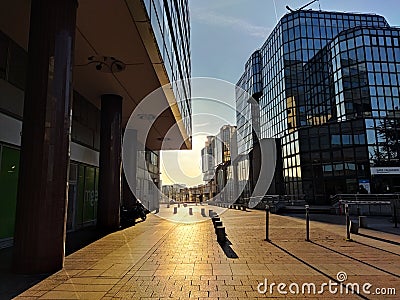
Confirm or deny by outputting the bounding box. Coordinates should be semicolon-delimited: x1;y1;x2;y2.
201;136;215;182
237;9;400;204
200;125;238;201
0;0;191;273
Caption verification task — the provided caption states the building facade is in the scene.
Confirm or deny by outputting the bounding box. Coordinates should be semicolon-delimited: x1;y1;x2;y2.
201;136;215;182
0;0;191;273
200;125;238;202
237;9;400;204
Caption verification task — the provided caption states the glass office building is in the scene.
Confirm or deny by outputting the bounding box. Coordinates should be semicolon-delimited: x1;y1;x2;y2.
237;10;400;204
144;0;192;137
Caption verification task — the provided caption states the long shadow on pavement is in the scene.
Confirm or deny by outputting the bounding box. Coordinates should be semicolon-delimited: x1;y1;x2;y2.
310;241;400;278
218;238;239;259
354;240;400;257
355;232;400;246
269;241;369;300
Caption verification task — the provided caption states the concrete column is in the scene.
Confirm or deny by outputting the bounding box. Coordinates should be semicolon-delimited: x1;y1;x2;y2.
13;0;78;274
97;94;122;231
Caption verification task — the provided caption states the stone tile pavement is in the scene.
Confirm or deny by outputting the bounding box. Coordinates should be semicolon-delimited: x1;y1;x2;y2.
13;207;400;299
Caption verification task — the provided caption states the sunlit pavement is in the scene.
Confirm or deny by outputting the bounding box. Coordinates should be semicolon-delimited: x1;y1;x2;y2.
154;203;227;223
15;207;400;299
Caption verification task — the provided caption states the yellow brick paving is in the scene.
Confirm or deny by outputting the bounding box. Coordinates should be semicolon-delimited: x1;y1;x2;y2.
15;208;400;299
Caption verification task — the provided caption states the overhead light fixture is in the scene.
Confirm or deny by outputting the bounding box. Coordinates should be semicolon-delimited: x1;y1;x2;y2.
86;55;126;73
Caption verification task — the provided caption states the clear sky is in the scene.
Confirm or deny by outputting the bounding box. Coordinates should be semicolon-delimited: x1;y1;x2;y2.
160;0;400;187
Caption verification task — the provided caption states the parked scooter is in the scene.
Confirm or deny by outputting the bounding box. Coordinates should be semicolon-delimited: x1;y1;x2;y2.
120;200;149;227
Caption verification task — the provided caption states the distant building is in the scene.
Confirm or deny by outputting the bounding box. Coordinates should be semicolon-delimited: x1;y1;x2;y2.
201;136;215;182
200;125;238;202
162;184;187;202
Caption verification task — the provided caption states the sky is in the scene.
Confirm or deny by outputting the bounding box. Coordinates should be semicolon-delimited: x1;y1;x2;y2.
160;0;400;187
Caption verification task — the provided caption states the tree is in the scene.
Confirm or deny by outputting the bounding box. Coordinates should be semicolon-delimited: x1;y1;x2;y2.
376;108;400;164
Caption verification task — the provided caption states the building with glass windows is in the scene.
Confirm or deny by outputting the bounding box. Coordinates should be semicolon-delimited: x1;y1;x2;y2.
201;136;215;182
0;0;191;274
200;125;238;201
237;9;400;204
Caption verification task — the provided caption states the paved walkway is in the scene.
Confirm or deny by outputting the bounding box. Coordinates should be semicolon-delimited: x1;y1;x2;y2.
13;208;400;299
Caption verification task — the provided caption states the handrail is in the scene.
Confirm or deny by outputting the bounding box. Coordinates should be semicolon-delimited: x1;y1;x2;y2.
331;193;400;205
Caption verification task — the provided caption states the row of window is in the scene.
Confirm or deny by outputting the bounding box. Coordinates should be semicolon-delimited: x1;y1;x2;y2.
0;31;27;94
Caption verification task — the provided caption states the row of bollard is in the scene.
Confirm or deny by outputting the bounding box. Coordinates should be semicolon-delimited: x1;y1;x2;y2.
213;203;247;211
172;206;193;215
210;210;226;243
264;203;373;243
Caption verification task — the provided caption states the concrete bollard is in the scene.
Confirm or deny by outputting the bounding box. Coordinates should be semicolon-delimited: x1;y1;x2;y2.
359;216;368;228
173;207;177;214
214;220;223;230
350;220;359;234
189;207;193;215
201;208;206;216
216;226;226;243
212;216;221;225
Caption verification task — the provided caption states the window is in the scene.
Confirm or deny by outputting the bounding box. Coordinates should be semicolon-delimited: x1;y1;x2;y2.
0;32;8;79
7;42;27;90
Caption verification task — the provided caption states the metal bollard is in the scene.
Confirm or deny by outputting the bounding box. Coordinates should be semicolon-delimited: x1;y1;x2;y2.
305;204;310;242
265;205;270;241
189;207;193;215
345;204;352;241
201;208;205;216
209;209;214;217
173;207;177;214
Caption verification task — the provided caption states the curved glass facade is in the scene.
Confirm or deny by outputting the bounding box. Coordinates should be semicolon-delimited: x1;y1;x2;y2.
237;10;400;203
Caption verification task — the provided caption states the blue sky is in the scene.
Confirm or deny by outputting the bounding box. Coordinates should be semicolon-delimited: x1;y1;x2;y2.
160;0;400;187
191;0;400;83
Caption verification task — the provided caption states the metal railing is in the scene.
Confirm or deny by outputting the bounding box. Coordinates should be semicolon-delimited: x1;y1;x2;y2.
330;194;399;216
331;194;399;205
